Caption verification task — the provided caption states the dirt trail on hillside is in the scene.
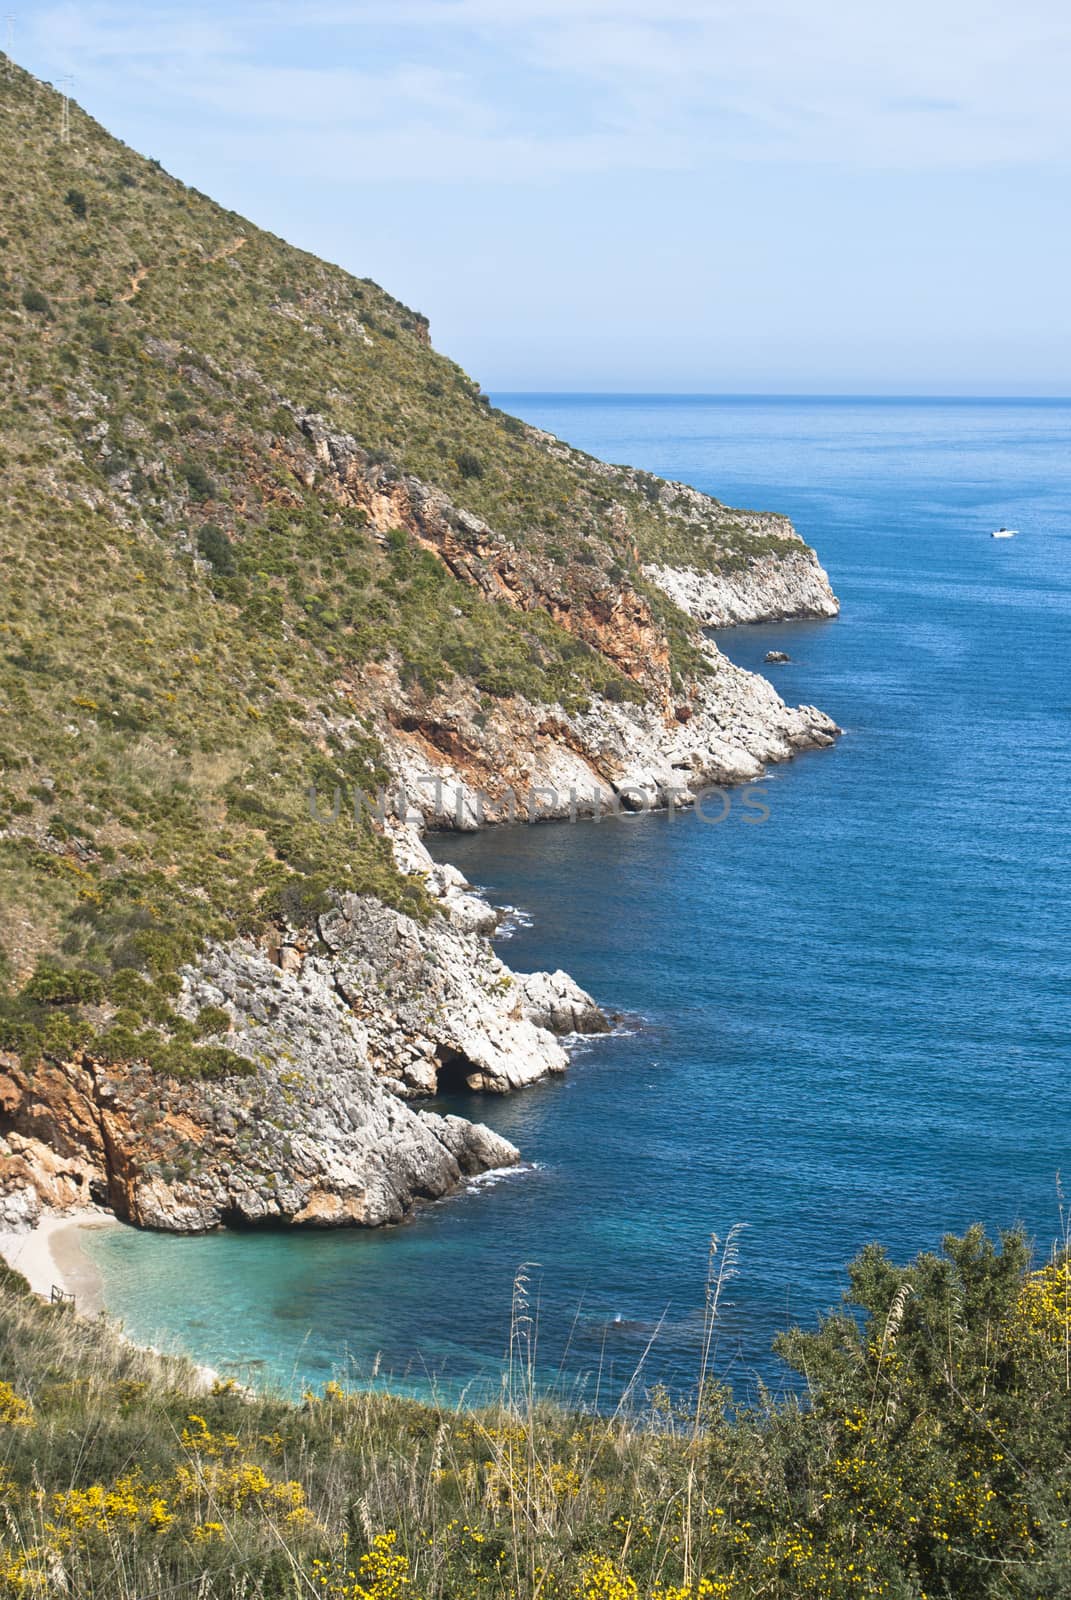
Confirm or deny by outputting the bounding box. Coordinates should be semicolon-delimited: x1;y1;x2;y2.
116;265;149;303
206;236;247;264
50;237;247;311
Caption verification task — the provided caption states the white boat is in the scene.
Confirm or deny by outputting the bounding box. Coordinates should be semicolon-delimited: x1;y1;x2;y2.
991;527;1018;539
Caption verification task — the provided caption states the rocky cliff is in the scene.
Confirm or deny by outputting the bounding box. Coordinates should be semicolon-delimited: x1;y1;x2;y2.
373;640;836;830
296;411;838;826
644;549;839;628
0;833;606;1232
0;60;842;1244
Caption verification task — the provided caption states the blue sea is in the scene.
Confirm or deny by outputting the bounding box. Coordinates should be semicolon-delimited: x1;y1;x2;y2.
84;395;1071;1404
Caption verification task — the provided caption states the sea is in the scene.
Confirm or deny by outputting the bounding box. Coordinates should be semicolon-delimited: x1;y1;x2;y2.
83;394;1071;1406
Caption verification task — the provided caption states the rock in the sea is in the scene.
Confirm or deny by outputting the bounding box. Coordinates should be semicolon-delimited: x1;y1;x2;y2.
765;650;791;663
516;970;609;1035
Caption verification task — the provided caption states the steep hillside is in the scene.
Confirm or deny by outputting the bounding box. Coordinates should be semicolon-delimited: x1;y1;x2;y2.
0;60;838;1231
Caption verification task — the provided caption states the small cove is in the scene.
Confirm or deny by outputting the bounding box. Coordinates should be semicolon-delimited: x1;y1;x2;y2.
84;395;1071;1404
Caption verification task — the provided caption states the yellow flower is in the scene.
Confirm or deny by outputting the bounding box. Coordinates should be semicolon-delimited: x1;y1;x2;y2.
1019;1259;1071;1343
310;1530;413;1600
571;1554;638;1600
0;1384;33;1429
51;1471;172;1536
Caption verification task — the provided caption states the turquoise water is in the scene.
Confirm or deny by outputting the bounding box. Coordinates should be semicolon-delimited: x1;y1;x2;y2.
85;395;1071;1404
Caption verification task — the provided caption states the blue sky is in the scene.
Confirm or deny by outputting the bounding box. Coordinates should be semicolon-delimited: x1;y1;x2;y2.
12;1;1071;393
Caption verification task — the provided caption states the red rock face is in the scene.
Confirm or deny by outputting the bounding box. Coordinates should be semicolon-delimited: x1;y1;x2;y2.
1;1056;110;1214
293;417;673;698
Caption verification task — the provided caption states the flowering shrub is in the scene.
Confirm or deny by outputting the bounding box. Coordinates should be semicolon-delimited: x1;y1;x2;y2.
0;1547;48;1597
51;1472;175;1536
1018;1258;1071;1345
311;1531;412;1600
3;1226;1071;1598
0;1383;32;1429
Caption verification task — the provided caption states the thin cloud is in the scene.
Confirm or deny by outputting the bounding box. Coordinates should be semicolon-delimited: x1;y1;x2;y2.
21;0;1071;175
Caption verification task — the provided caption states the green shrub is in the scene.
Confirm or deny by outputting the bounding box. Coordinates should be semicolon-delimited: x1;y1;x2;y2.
20;287;51;316
455;449;484;480
273;873;334;927
196;522;235;574
192;1003;232;1037
21;964;104;1006
181;458;216;501
63;188;87;219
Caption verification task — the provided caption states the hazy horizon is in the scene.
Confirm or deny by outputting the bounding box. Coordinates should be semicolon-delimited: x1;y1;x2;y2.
493;389;1071;399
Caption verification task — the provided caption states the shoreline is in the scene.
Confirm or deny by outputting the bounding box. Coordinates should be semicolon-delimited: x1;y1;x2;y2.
0;1207;117;1314
0;1208;233;1394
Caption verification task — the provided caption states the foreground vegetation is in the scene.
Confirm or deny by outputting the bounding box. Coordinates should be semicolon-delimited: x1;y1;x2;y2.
2;1226;1070;1598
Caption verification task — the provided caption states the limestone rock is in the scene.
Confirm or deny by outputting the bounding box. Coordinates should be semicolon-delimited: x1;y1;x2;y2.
516;970;609;1035
0;932;522;1234
644;548;839;628
319;893;581;1093
388;825;499;934
372;633;838;830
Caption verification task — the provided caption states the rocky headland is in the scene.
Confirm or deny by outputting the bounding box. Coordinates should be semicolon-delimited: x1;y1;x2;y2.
0;829;606;1233
0;59;841;1252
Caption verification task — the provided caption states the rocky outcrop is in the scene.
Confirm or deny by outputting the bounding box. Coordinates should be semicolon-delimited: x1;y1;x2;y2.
0;948;518;1233
0;839;609;1232
287;412;840;832
522;422;837;627
516;971;610;1036
644;550;839;628
317;893;583;1094
366;636;837;829
388;825;499;934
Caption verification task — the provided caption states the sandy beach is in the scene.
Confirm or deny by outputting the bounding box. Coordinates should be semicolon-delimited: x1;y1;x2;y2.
0;1209;118;1314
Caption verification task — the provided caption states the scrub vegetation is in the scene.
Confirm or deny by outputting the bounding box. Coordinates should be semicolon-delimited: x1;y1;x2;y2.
2;1228;1070;1598
0;58;803;1071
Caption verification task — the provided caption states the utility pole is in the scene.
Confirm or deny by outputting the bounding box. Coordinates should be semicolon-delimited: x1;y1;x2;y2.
59;72;72;141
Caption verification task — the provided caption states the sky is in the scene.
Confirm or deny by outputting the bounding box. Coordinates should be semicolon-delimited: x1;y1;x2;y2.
9;1;1071;393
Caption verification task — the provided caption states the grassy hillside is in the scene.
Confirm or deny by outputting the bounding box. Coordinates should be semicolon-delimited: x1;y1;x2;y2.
1;1227;1069;1598
0;59;817;1075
